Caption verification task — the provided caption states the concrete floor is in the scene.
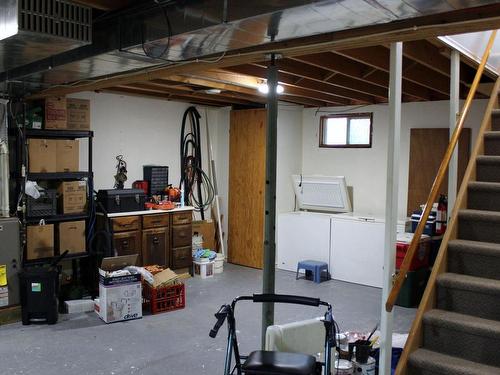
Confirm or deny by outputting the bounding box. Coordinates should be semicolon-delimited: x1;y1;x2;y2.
0;264;415;375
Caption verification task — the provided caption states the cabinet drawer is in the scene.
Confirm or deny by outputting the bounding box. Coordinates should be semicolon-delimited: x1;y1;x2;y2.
142;228;169;267
172;224;192;247
172;212;192;226
113;231;142;265
112;216;141;232
172;246;191;269
143;214;169;229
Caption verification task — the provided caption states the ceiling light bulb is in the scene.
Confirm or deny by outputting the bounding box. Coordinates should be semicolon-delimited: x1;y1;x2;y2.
258;83;269;94
258;83;284;94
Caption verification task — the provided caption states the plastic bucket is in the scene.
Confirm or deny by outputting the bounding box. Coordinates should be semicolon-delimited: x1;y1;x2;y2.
334;359;353;375
214;253;224;274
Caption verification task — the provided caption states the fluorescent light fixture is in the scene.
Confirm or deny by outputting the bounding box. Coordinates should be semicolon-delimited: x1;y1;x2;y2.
258;83;284;94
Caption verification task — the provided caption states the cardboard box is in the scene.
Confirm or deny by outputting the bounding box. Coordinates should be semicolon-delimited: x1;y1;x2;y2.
28;139;57;173
27;224;54;260
67;98;90;130
58;181;87;214
56;140;79;172
45;97;67;129
192;220;216;250
99;255;142;323
59;221;86;254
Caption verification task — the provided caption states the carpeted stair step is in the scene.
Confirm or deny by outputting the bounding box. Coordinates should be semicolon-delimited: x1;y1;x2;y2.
484;131;500;155
476;155;500;182
422;309;500;367
492;109;500;131
448;239;500;280
458;209;500;243
436;273;500;321
408;348;500;375
467;181;500;211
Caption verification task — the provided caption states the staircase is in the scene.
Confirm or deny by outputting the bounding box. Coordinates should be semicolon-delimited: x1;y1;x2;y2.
399;89;500;375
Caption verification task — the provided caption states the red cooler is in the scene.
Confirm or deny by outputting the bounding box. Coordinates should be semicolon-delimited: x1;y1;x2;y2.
396;232;430;271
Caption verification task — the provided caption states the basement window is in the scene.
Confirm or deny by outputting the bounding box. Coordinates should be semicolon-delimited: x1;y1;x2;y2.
319;113;373;148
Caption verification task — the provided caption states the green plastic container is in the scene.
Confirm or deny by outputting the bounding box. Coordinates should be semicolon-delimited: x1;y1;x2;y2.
395;268;430;308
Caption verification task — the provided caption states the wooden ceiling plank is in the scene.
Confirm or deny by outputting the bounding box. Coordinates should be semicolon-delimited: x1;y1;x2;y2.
336;46;453;95
222;64;358;105
270;58;388;99
292;52;430;101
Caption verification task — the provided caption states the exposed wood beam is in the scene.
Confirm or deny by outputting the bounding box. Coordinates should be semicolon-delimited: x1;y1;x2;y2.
28;4;500;99
101;88;226;107
270;59;388;99
291;53;437;101
111;85;258;106
222;65;358;105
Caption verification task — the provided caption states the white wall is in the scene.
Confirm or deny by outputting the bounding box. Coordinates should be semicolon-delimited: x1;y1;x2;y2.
302;99;488;220
69;92;219;220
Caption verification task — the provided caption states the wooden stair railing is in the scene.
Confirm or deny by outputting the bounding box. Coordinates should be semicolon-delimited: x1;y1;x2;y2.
392;43;500;375
386;30;497;313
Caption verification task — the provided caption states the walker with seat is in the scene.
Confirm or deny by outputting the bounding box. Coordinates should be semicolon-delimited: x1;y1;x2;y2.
209;294;337;375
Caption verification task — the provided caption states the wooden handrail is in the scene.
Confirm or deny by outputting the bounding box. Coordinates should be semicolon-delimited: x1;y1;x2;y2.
385;30;498;313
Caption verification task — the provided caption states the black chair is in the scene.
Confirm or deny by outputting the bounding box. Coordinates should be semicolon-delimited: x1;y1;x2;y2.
209;294;337;375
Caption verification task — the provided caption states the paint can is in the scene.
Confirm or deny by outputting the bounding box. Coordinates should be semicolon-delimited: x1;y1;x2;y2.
334;359;353;375
353;356;376;375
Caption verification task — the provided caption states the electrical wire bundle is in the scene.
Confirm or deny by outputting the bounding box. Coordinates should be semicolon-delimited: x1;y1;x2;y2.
179;106;214;219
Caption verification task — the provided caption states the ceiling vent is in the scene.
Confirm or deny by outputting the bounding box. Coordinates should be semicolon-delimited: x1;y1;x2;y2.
0;0;92;73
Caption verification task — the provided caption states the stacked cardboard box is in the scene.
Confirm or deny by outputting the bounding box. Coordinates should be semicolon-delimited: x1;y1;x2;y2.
44;97;90;130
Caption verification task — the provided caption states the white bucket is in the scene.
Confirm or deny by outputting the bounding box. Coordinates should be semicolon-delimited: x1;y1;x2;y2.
353;356;376;375
193;260;214;279
214;253;224;274
334;359;353;375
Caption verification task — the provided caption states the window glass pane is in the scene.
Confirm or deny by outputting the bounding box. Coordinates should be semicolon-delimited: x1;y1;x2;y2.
348;118;371;145
325;117;347;145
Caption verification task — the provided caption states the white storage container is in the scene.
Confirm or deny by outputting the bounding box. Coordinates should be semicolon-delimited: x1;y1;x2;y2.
193;260;214;279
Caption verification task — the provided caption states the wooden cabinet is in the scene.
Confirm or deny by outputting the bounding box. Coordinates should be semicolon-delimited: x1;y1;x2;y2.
142;227;169;267
114;230;142;264
171;212;193;269
102;210;193;270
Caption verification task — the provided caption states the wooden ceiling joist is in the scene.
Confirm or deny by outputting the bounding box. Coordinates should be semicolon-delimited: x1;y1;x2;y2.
336;46;456;96
291;53;436;101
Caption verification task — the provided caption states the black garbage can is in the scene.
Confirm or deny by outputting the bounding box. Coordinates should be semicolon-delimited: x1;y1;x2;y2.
19;267;59;325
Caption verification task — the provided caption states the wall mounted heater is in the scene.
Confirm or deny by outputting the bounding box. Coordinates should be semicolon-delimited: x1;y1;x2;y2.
291;175;352;213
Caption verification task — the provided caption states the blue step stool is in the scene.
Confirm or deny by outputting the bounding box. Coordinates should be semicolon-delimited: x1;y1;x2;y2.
296;260;329;283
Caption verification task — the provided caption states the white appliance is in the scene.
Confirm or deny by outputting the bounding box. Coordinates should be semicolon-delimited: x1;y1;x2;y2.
292;175;352;213
277;212;331;272
277;212;405;288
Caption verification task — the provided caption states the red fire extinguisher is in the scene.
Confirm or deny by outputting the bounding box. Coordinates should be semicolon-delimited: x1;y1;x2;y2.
436;194;448;235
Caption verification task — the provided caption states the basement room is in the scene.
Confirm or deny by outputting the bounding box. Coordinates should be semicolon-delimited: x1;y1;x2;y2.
1;1;500;374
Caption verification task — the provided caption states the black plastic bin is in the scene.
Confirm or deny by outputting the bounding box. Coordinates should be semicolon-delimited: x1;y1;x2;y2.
19;267;60;325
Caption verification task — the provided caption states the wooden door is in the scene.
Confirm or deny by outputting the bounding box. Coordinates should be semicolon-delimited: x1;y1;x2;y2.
407;128;471;215
228;109;267;269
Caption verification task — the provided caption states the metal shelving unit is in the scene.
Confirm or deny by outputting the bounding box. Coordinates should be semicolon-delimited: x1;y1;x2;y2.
16;127;95;264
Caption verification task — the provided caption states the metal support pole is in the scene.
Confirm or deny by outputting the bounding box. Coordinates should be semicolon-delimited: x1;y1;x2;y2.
380;42;402;375
262;55;278;348
448;50;460;217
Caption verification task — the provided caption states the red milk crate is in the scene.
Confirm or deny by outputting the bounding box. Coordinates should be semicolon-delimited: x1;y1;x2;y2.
142;282;185;315
396;233;431;271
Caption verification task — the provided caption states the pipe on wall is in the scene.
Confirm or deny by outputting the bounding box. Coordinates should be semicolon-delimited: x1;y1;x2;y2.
0;99;9;217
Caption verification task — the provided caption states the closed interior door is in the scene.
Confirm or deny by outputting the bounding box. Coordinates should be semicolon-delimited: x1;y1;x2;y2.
228;109;267;269
407;128;471;215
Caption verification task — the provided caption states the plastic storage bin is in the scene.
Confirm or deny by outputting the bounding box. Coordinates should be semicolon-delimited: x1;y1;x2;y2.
27;189;57;217
193;260;214;278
